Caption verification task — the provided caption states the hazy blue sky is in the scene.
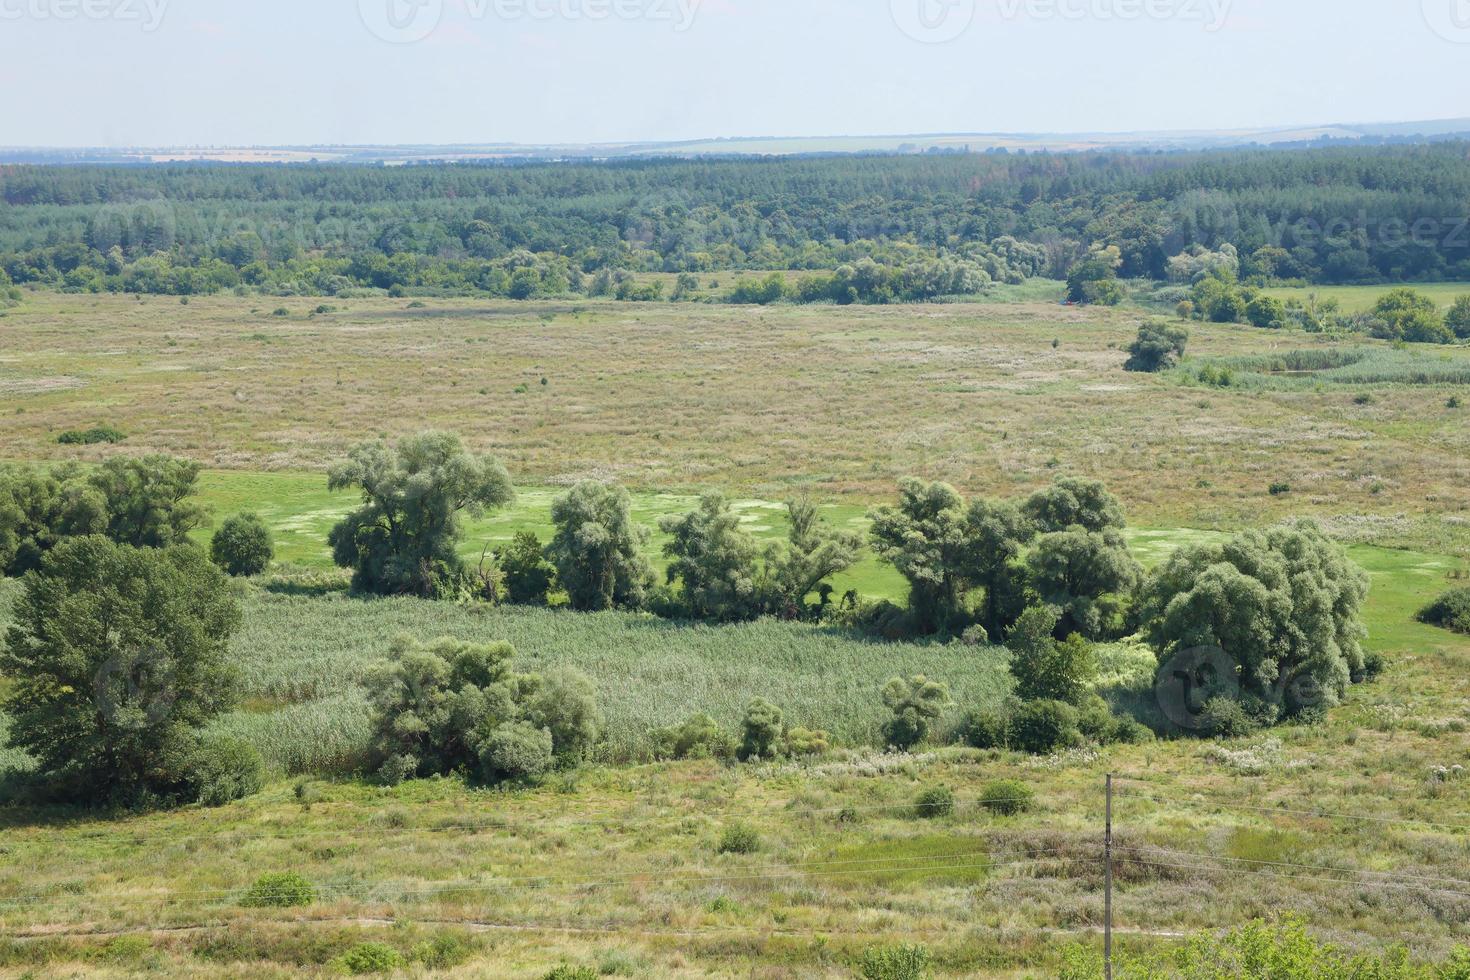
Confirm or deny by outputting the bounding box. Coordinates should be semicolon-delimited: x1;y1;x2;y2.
1;0;1467;146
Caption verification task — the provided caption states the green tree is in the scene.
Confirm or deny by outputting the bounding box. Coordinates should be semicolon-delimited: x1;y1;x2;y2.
960;498;1033;638
547;481;652;612
1123;320;1190;372
499;530;555;605
1;536;241;805
210;513;274;577
89;455;207;548
660;492;761;622
1137;522;1370;718
327;432;514;597
1371;288;1452;344
738;698;784;761
1006;605;1097;705
0;463;107;575
1021;477;1127;534
881;675;951;750
762;498;862;618
1447;295;1470;340
868;479;972;634
1065;244;1123;305
1025;527;1143;639
1244;294;1287;329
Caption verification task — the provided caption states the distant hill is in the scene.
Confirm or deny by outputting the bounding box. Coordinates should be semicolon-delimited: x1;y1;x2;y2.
3;117;1470;165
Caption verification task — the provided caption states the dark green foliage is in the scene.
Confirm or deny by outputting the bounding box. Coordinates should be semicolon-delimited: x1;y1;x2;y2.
1124;321;1189;372
56;425;125;445
962;708;1013;750
1244;294;1287;329
1009;700;1082;754
543;967;600;980
716;822;761;854
980;779;1034;816
328;432;514;597
881;675;950;750
187;734;267;807
1419;587;1470;635
1371;288;1452;344
660;492;761;622
960;497;1033;639
913;785;954;819
0;462;107;575
1065;244;1123;305
0;536;241;805
1448;296;1470;340
868;479;972;634
210;512;273;577
1007;607;1097;704
1021;477;1127;534
649;713;735;761
499;531;555;605
1199;696;1264;738
1024;527;1143;640
547;481;652;612
524;668;604;765
241;872;315;908
859;943;932;980
1138;522;1371;718
90;455;207;548
738;698;784;761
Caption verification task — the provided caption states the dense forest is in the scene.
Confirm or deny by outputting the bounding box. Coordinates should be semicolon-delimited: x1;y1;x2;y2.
2;144;1468;300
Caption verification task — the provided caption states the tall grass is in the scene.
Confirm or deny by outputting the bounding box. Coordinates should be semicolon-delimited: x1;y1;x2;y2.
1190;346;1470;388
227;591;1013;768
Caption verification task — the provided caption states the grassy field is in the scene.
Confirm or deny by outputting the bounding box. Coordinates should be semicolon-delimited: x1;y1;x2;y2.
1263;281;1470;313
4;291;1470;560
5;291;1470;975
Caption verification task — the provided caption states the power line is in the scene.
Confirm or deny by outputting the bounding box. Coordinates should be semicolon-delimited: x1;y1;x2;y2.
1111;786;1470;833
1115;845;1470;890
1115;856;1470;901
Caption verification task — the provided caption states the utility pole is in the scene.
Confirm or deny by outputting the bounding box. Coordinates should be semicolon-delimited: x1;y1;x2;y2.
1104;772;1114;980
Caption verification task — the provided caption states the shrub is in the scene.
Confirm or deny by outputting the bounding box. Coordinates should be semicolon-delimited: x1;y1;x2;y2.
1123;320;1189;372
716;823;761;854
56;425;126;445
859;942;932;980
1010;700;1081;754
187;735;266;807
963;709;1012;750
1200;696;1263;739
649;713;735;761
738;698;784;761
784;726;831;757
980;779;1034;816
543;967;599;980
914;785;955;819
1007;606;1097;704
479;722;554;782
210;512;274;576
338;942;404;975
525;668;603;765
1268;481;1291;495
1419;587;1470;635
241;872;314;908
881;675;950;750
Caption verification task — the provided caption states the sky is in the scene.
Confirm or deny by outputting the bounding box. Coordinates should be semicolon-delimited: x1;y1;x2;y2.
0;0;1467;147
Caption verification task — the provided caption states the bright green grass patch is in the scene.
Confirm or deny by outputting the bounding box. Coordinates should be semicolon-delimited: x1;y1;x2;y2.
812;834;990;889
1178;345;1470;389
1264;282;1470;314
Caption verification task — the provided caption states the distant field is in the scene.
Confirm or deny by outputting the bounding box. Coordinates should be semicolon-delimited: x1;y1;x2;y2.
1264;281;1470;313
5;292;1470;558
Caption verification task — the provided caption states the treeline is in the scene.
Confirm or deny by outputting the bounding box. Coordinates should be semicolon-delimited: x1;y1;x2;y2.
2;144;1469;299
